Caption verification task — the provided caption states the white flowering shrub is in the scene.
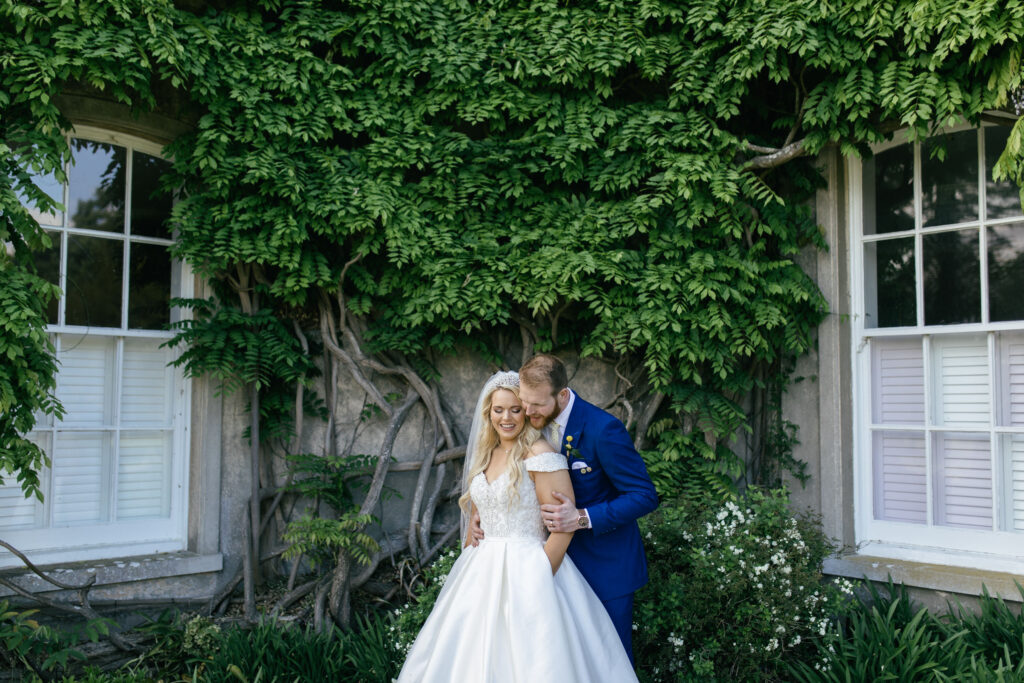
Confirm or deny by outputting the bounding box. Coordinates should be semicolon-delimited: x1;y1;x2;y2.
787;580;1024;682
634;488;856;682
181;615;222;659
389;546;460;658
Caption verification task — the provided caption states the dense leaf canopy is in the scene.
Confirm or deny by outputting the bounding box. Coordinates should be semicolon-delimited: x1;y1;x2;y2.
2;0;1022;498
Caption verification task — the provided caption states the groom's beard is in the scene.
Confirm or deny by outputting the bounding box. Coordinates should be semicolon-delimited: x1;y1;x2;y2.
528;410;556;431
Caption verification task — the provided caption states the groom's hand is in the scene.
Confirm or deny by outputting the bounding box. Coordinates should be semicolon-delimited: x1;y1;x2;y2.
540;491;579;533
469;508;484;546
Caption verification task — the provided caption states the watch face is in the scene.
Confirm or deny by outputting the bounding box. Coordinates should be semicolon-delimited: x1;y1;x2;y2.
578;516;588;528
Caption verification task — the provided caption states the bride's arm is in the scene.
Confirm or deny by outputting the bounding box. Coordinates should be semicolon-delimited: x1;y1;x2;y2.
533;469;575;574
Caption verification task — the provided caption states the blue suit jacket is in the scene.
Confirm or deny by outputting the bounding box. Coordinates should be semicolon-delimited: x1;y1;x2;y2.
560;395;659;601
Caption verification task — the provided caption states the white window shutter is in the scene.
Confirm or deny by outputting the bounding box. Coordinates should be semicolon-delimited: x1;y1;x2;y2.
117;432;171;520
56;337;116;427
872;339;925;424
1002;436;1024;532
932;336;990;427
121;339;173;427
999;333;1024;426
872;431;927;523
0;471;40;531
51;431;110;525
0;434;47;530
934;432;992;529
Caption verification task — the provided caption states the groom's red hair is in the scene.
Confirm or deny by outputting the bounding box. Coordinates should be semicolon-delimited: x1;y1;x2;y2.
519;354;568;395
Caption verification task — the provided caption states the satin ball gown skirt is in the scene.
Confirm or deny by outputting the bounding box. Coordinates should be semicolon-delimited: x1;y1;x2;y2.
397;536;638;682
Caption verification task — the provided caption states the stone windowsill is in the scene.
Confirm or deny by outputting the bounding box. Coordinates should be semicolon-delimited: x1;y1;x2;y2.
825;554;1024;603
0;551;223;598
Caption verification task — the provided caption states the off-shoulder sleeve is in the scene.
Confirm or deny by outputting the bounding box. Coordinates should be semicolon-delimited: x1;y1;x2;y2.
524;452;568;472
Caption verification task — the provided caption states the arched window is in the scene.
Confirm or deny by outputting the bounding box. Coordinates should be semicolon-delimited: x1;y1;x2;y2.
852;123;1024;567
0;127;191;567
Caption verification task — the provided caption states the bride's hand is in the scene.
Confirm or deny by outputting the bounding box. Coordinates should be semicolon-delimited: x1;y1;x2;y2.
468;508;484;546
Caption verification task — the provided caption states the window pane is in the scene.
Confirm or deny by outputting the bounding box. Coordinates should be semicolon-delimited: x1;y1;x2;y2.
17;166;63;227
117;431;171;520
985;126;1023;220
36;230;61;325
864;144;914;235
923;229;980;325
871;339;924;424
121;339;173;427
1001;435;1024;532
988;222;1024;322
56;335;116;427
66;235;123;328
128;243;171;329
69;140;125;233
865;238;916;328
130;151;172;239
923;130;979;227
873;430;926;523
51;431;111;525
933;432;991;529
931;335;989;427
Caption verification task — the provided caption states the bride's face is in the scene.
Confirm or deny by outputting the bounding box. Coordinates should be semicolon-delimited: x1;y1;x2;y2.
489;388;525;440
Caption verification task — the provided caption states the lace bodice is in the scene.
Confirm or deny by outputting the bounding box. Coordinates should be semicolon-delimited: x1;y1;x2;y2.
470;451;567;540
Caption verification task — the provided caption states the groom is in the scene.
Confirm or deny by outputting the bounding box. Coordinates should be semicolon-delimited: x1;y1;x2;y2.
473;353;659;663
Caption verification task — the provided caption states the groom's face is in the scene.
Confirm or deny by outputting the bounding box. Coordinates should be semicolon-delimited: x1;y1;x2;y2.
519;381;569;430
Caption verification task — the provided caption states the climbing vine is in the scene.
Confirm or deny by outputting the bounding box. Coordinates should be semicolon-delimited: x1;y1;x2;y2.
2;0;1023;627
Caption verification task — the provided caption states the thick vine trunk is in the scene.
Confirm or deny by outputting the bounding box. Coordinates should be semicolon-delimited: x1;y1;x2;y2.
326;390;419;628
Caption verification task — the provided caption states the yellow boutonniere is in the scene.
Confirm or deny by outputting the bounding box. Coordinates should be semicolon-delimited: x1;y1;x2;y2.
565;434;581;460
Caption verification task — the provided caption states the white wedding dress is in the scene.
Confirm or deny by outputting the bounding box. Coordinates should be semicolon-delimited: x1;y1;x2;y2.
397;452;638;682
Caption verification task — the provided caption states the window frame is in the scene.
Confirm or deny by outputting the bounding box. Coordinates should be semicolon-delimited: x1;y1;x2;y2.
0;126;193;568
850;122;1024;572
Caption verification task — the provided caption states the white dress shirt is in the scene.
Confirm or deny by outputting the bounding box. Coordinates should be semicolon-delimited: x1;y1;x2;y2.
546;390;590;527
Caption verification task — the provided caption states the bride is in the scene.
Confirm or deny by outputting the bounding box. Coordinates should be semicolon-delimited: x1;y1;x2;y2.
397;371;638;682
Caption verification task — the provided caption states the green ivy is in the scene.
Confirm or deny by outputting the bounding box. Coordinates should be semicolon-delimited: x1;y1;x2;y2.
0;244;62;499
2;0;1023;498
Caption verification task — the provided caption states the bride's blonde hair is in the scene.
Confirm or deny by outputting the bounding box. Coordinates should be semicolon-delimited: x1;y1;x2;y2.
458;383;539;515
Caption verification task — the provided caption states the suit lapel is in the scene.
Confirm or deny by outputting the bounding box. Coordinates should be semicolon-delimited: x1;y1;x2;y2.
562;394;587;458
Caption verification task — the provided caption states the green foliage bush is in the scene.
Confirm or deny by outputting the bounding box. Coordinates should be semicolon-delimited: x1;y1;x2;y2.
127;611;398;683
0;601;114;678
788;581;1024;683
195;616;397;683
633;488;855;682
50;670;155;683
281;452;382;568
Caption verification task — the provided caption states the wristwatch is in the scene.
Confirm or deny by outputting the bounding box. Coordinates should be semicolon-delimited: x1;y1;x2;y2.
577;510;590;529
